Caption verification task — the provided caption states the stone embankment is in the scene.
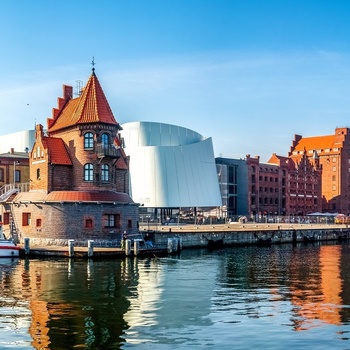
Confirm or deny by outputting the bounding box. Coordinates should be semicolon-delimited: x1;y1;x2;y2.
19;223;349;258
141;222;350;249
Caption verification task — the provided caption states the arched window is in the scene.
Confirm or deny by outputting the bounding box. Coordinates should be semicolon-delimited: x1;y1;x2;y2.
101;164;109;182
36;168;40;180
101;133;109;148
84;163;94;181
84;132;94;149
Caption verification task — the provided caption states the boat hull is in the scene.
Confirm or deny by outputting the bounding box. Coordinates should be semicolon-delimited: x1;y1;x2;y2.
0;240;20;257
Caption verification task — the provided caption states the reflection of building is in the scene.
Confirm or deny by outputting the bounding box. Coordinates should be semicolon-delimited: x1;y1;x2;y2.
0;69;139;245
120;121;222;218
289;245;342;330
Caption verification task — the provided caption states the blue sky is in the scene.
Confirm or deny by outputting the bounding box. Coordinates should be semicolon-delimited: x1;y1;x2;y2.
1;0;350;161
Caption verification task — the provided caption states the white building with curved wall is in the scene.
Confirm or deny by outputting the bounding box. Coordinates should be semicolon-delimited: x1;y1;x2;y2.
0;129;36;154
120;121;222;209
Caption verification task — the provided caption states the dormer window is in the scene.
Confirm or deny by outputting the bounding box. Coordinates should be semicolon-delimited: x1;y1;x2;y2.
84;132;94;149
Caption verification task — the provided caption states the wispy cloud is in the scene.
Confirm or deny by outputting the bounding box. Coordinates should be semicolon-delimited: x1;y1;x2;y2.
2;49;350;160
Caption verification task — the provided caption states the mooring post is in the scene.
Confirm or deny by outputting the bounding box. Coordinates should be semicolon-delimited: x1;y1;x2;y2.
24;237;30;255
167;238;173;254
68;239;75;258
172;238;179;253
134;240;140;256
88;240;94;258
125;239;131;256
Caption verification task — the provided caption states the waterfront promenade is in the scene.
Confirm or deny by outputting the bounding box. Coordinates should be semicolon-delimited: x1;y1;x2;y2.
139;221;346;232
17;222;349;258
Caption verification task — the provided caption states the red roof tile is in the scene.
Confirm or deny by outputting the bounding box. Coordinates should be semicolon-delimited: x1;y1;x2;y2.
13;191;134;204
48;72;119;132
42;137;72;165
293;135;335;151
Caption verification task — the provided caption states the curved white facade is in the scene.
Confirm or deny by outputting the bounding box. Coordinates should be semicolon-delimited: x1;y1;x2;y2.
120;121;222;208
0;129;36;154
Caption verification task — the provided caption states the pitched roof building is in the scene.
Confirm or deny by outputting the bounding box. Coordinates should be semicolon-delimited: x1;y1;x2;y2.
289;127;350;214
1;69;139;246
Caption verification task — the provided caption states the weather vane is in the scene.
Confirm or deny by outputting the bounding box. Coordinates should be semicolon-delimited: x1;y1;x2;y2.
91;57;96;73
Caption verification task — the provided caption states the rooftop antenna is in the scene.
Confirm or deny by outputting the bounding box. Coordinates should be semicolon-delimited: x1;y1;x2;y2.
74;80;83;96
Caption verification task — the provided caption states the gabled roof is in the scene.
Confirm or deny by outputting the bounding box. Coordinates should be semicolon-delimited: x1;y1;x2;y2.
48;71;119;132
267;153;296;170
42;137;72;165
293;135;335;151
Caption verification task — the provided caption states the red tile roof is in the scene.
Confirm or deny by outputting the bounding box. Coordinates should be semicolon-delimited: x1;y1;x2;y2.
293;135;335;151
48;72;119;132
42;137;72;165
13;191;134;204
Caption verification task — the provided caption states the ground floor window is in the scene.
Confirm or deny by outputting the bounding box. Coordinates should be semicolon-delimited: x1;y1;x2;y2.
22;212;31;226
3;212;10;225
104;214;121;229
85;218;93;229
36;218;42;227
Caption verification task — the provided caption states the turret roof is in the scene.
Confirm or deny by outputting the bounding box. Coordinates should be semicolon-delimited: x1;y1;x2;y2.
48;71;119;132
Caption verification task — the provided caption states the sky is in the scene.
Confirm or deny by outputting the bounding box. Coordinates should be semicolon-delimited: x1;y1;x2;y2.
2;0;350;162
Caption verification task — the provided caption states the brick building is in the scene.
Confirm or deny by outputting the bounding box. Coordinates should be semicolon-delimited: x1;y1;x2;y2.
0;148;30;189
289;127;350;214
268;152;322;215
216;152;322;219
0;69;139;245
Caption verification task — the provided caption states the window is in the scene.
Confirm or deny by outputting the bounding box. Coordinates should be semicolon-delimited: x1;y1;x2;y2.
15;170;20;183
36;168;40;180
101;164;109;182
128;219;132;229
3;212;9;225
84;132;94;149
84;164;94;181
85;218;93;229
101;133;109;148
0;168;4;181
36;218;42;227
104;214;121;228
22;213;31;226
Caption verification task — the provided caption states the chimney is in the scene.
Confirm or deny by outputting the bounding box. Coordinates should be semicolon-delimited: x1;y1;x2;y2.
10;148;14;154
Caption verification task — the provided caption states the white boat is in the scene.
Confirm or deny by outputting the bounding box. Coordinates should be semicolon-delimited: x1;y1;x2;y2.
0;239;20;257
0;226;20;257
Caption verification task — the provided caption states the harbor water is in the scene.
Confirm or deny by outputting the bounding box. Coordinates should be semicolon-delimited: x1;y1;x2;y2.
1;241;350;349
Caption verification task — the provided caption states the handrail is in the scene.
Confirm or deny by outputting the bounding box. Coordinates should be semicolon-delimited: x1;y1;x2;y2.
0;182;30;201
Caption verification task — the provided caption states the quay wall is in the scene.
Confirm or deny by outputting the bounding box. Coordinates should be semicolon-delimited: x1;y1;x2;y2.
149;225;350;248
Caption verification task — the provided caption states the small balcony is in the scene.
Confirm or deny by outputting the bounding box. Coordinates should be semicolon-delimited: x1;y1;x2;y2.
96;144;121;159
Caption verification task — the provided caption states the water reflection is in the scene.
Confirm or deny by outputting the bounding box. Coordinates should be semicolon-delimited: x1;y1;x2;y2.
0;243;349;349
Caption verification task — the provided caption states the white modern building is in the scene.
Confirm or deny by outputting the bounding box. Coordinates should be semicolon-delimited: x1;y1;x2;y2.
120;121;222;209
0;129;36;154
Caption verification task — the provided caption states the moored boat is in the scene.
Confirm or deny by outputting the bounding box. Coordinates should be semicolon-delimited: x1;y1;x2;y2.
0;239;20;257
0;225;20;257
